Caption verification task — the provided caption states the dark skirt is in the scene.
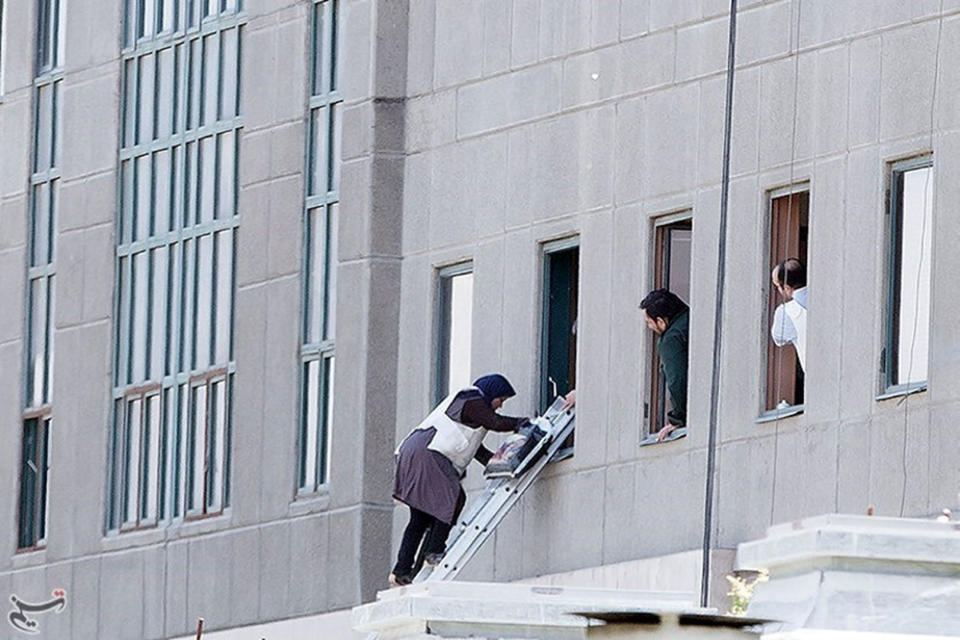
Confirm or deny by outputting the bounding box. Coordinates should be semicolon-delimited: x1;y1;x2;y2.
393;428;463;525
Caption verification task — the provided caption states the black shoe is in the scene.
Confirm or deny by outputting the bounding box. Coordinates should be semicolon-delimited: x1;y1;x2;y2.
388;572;412;587
424;553;444;567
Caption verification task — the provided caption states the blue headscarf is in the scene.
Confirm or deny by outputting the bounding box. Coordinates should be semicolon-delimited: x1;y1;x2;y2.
473;374;516;406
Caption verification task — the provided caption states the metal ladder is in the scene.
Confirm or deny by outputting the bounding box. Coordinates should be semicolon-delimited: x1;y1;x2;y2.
414;396;576;583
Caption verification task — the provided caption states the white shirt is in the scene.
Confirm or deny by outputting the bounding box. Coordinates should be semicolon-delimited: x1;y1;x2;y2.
771;286;807;370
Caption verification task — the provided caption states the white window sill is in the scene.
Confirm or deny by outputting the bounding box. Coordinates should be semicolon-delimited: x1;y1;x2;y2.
756;404;804;424
876;383;927;402
288;489;331;517
11;546;47;569
638;427;688;447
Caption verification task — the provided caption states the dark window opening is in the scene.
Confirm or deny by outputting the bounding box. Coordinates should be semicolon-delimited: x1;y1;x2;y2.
541;241;579;455
647;217;692;436
18;418;49;549
764;190;808;413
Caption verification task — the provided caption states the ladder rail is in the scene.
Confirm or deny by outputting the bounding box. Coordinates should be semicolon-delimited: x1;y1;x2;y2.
417;403;575;583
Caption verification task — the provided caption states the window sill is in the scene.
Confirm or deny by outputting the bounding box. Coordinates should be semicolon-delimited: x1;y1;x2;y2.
101;527;166;552
101;510;233;549
11;546;47;569
756;404;804;424
876;383;927;402
638;427;687;447
288;489;331;517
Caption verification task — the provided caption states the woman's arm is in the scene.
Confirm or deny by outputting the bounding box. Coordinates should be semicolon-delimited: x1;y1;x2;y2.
458;397;524;432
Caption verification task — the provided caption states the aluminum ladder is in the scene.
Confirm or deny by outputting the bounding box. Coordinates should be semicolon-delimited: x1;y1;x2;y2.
413;396;576;583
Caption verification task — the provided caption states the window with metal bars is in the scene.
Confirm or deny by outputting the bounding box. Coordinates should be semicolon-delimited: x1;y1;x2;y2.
17;0;63;552
107;0;243;531
298;0;340;495
882;157;933;396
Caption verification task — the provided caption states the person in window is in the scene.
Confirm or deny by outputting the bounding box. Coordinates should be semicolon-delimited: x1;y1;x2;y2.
640;289;689;442
389;373;529;587
770;258;807;372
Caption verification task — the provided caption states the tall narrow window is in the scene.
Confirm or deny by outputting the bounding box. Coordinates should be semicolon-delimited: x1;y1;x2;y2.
108;0;243;531
298;0;340;494
764;188;808;415
883;157;933;394
540;239;579;412
646;214;692;437
434;263;474;404
18;0;63;551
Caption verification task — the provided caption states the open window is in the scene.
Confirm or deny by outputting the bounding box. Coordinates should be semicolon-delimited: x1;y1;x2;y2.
434;263;474;404
540;239;579;413
882;157;932;397
645;214;692;440
762;188;808;417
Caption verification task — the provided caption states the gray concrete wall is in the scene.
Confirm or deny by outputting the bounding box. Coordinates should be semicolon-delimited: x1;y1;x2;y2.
393;0;960;589
2;1;960;638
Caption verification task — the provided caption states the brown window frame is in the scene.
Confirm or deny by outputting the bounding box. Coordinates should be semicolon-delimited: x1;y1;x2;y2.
762;187;809;417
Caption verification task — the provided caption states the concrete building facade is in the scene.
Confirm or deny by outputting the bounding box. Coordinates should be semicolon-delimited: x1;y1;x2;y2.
1;0;958;638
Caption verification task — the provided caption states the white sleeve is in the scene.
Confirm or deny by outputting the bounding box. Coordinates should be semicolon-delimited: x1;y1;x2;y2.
771;304;796;346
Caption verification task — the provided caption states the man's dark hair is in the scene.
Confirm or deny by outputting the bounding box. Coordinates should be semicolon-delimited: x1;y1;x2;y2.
640;289;688;323
775;258;806;288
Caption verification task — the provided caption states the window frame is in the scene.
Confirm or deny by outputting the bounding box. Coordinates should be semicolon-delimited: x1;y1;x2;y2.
758;184;809;421
433;261;474;406
17;417;50;550
296;0;340;498
881;155;933;398
644;211;692;440
539;236;580;413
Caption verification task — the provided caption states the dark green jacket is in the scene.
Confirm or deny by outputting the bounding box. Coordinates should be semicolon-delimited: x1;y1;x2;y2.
659;310;689;427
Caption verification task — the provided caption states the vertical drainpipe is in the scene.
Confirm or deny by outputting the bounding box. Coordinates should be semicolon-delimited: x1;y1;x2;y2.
701;0;738;609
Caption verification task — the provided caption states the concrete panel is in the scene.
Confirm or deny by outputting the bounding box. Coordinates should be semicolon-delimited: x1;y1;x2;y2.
267;121;306;180
0;195;27;252
935;17;960;131
40;560;73;638
632;450;706;556
805;158;845;424
778;423;840;522
142;546;167;639
288;513;330;615
53;230;85;327
1;95;32;197
538;0;592;60
406;0;436;95
231;283;266;526
698;66;760;186
81;225;114;322
342;101;373;162
71;557;101;639
604;205;644;461
602;462;637;564
0;248;25;344
435;0;483;88
649;0;701;31
879;22;940;142
405;90;456;154
848;37;881;147
737;1;791;67
66;0;122;71
675;17;727;82
511;0;540;68
497;229;538;411
838;147;882;420
266;176;303;279
928;131;960;404
236;183;270;286
812;46;849;157
238;128;272;187
867;409;931;517
471;239;506;382
758;54;815;169
61;74;120;178
394;253;432;436
368;156;405;257
360;506;397;601
561;30;674;110
186;536;233;631
620;0;650;39
716;436;776;548
835;420;871;515
371;0;409;99
572;212;615;470
229;528;261;626
327;507;361;609
643;84;699;198
481;0;512;76
337;158;372;261
47;323;110;559
429;134;508;248
99;550;145;639
491;502;525;582
259;277;300;520
928;406;960;514
507;107;615;223
592;0;621;47
614;98;644;205
401;153;430;255
9;567;49;635
456;62;561;137
799;0;912;48
164;541;190;635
